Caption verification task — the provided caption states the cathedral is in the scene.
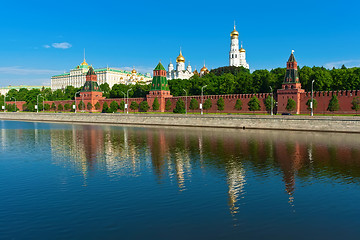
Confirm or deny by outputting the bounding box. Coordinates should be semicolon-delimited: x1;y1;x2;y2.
167;50;209;80
229;24;249;69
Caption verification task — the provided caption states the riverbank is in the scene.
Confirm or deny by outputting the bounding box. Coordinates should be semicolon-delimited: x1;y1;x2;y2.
0;112;360;133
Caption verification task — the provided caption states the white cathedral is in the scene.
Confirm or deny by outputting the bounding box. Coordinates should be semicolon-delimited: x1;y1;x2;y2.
167;50;208;80
229;24;249;69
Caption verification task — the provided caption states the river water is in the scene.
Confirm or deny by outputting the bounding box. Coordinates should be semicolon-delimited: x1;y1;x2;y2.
1;120;360;239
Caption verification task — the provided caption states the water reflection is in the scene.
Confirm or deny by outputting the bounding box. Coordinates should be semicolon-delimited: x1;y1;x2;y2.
2;122;360;216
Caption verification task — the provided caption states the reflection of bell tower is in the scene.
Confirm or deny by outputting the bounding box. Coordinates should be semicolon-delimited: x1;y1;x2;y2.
277;51;305;114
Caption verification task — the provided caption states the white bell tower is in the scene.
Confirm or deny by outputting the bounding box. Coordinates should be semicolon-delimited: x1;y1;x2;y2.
229;23;240;67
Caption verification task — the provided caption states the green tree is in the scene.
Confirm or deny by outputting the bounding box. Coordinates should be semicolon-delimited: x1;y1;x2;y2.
102;102;109;113
95;102;101;110
58;104;64;111
119;100;125;111
78;101;85;111
189;98;199;111
110;101;119;113
152;97;160;111
64;103;71;110
203;98;212;113
130;101;139;113
173;99;186;114
51;102;56;111
139;101;150;112
351;97;360;114
217;97;225;111
327;95;340;112
44;103;50;111
264;95;275;112
87;102;93;111
165;100;172;111
286;98;296;112
235;99;243;111
306;99;318;111
248;96;261;112
100;83;111;98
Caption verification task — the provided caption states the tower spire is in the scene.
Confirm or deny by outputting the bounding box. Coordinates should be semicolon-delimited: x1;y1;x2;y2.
234;20;236;30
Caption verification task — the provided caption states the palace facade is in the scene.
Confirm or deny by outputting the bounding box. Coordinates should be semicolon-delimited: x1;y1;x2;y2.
51;58;152;90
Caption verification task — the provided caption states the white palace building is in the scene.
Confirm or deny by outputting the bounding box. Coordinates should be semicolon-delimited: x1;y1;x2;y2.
51;58;152;90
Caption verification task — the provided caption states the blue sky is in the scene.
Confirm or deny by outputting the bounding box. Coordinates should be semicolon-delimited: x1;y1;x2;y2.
0;0;359;86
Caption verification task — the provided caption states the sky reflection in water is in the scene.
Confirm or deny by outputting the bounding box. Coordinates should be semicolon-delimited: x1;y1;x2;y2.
1;120;360;239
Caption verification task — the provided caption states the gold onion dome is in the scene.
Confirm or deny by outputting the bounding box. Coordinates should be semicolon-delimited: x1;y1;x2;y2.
201;65;208;72
132;68;137;74
81;59;88;65
176;50;185;63
240;47;246;52
230;28;239;37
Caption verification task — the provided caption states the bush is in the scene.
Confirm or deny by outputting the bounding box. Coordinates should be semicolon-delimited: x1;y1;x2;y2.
152;97;160;111
173;99;186;114
44;103;50;111
110;101;119;113
58;104;64;111
139;101;150;112
64;103;71;110
328;95;339;112
235;99;243;111
351;97;360;113
130;101;139;113
119;100;125;111
286;98;296;112
189;98;199;111
248;96;261;111
306;99;318;111
95;102;101;110
217;97;225;111
203;99;212;112
165;100;172;111
102;102;109;113
51;103;56;111
264;95;275;112
78;101;85;111
87;102;93;111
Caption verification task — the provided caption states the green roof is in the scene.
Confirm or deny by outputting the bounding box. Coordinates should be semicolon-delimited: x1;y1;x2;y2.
154;62;166;71
87;67;96;76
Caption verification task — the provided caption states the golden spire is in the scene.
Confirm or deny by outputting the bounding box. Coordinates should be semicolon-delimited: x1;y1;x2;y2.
230;22;239;38
81;48;88;65
176;49;185;63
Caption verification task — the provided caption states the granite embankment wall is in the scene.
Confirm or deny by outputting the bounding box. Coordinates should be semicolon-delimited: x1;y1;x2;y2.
1;112;360;133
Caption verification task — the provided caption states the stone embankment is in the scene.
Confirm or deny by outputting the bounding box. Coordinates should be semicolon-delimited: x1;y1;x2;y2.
0;112;360;133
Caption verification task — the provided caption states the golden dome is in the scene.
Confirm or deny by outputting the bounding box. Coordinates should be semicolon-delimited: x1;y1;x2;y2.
240;47;245;52
132;68;137;74
200;65;208;72
176;50;185;63
81;59;88;66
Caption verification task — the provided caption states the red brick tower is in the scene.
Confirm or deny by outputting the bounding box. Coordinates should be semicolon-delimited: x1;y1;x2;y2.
76;67;105;112
277;51;304;114
146;62;172;112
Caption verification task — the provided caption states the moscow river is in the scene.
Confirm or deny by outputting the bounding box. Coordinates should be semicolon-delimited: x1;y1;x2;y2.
1;120;360;239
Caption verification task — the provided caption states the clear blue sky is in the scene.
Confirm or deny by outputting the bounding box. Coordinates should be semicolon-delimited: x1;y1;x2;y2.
0;0;359;86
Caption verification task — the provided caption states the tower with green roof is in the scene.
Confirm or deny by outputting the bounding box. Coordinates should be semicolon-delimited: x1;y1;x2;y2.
147;62;172;112
77;66;104;112
277;51;304;114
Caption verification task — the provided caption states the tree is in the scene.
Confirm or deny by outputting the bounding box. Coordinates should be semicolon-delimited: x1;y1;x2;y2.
95;102;101;110
119;100;125;111
217;97;225;111
328;95;340;112
189;98;199;111
203;98;212;113
152;97;160;111
165;100;172;111
173;99;186;114
306;99;318;111
64;103;71;110
351;97;360;114
44;103;50;111
78;101;85;111
235;99;243;111
248;96;261;112
286;98;296;112
58;104;64;111
264;95;275;112
51;102;56;111
110;101;119;113
87;102;93;111
139;101;150;112
130;101;139;113
99;83;111;98
102;102;109;113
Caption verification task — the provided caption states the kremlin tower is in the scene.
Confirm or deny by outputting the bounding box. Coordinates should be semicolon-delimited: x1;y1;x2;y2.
229;24;249;69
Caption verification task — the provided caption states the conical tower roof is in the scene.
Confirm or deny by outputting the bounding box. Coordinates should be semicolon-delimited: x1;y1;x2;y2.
150;62;169;91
